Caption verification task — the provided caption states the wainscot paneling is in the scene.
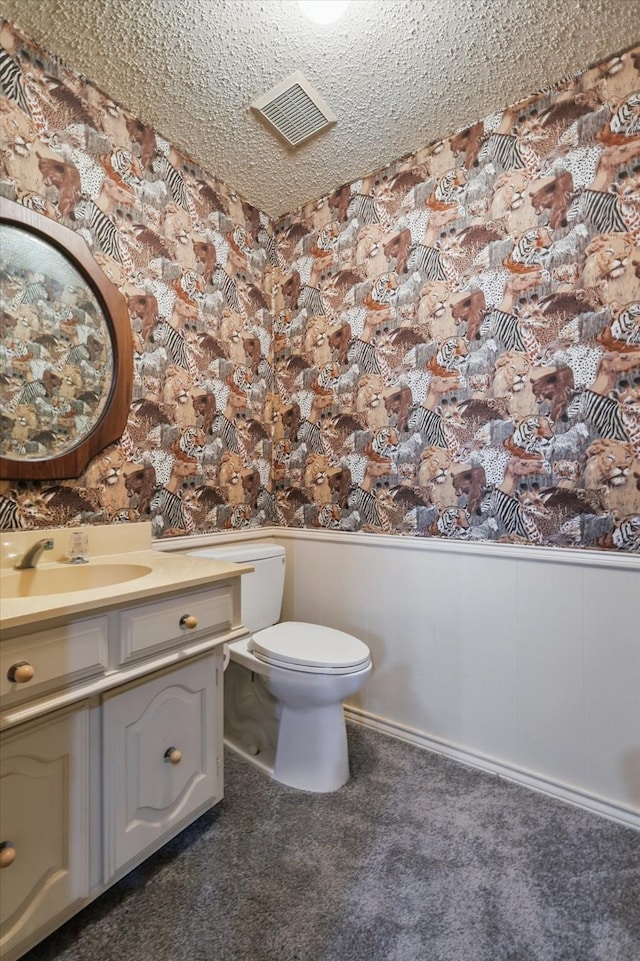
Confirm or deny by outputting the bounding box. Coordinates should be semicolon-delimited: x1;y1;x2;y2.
277;530;640;828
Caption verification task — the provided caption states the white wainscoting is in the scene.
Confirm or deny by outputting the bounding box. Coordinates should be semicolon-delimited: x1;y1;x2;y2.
278;531;640;828
160;529;640;828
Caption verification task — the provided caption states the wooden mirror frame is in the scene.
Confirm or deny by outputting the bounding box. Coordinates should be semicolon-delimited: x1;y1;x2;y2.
0;199;133;480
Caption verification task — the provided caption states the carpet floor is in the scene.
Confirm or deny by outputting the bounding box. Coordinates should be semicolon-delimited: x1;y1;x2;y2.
23;723;640;961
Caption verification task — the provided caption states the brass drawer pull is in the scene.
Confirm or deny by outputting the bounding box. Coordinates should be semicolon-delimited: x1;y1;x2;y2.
164;747;182;765
7;661;35;684
179;614;198;630
0;842;16;868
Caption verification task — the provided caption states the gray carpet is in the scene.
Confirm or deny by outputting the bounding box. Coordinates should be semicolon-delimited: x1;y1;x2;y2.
23;724;640;961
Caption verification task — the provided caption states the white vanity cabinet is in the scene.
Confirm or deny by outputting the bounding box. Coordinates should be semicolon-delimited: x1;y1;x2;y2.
0;571;242;961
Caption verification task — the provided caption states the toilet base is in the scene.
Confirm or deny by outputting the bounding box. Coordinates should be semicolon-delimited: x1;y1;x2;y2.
223;659;351;793
274;702;350;793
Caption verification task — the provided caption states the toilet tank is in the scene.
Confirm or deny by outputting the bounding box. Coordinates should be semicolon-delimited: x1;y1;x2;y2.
188;543;285;633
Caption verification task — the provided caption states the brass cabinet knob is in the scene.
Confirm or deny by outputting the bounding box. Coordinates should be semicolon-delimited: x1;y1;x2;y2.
0;843;16;868
7;661;35;684
179;614;198;630
164;747;182;764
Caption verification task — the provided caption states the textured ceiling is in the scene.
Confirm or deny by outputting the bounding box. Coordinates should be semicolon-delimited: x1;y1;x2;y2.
2;0;640;217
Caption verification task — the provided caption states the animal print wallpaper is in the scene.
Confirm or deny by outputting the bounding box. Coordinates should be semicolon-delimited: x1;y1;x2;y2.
0;19;275;536
1;18;639;552
270;47;640;551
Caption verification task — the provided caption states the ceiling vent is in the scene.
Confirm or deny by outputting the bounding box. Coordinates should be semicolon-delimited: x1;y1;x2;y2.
251;70;336;148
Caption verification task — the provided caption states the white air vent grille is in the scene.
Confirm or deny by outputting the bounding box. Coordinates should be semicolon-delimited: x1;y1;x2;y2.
251;70;336;148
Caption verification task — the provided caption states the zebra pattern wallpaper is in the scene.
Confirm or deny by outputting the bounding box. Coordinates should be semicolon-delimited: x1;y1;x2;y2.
1;18;639;551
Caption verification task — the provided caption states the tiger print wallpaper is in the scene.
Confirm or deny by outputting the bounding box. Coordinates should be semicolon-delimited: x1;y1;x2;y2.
1;18;639;551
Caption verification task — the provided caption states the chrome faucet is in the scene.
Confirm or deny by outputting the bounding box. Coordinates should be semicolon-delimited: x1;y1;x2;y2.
15;538;54;570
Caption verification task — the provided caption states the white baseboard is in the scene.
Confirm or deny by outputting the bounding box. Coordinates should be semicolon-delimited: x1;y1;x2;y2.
345;705;640;831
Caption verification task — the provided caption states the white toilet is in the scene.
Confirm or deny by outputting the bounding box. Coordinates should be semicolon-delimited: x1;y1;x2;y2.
189;543;372;792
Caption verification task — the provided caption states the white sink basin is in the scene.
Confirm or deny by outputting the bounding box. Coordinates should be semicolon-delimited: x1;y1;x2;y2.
2;564;152;598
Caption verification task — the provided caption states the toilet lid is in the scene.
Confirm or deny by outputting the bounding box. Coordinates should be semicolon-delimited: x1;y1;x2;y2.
249;622;371;674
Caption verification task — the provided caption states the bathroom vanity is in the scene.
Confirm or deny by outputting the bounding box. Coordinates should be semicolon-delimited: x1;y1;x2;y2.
0;524;251;961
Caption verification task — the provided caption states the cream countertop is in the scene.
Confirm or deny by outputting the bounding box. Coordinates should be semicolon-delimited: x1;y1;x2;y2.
0;523;252;635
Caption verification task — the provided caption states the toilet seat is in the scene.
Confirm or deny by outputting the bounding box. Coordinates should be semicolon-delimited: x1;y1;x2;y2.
249;622;371;675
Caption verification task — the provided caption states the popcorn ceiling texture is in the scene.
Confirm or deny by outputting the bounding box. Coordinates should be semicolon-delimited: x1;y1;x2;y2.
2;0;639;217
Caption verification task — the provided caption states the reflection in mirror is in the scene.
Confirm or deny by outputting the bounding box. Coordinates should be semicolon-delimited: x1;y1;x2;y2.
0;200;133;481
1;224;114;461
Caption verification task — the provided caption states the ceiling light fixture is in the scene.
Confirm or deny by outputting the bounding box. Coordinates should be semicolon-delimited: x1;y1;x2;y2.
298;1;350;25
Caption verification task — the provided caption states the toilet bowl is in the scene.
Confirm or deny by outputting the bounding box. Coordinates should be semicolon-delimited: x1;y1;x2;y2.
189;543;372;792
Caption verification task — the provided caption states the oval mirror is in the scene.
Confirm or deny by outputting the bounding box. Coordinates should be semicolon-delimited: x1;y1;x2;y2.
0;199;133;480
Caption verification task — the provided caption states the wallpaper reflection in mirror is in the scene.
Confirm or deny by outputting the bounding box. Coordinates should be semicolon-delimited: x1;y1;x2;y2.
0;223;113;461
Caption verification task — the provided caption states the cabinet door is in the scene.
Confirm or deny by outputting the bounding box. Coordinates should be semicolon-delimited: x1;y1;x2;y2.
102;653;222;879
0;707;89;958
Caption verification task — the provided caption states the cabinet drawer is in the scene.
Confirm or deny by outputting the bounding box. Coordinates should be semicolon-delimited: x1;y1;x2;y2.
102;653;222;878
0;618;108;705
117;586;231;665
